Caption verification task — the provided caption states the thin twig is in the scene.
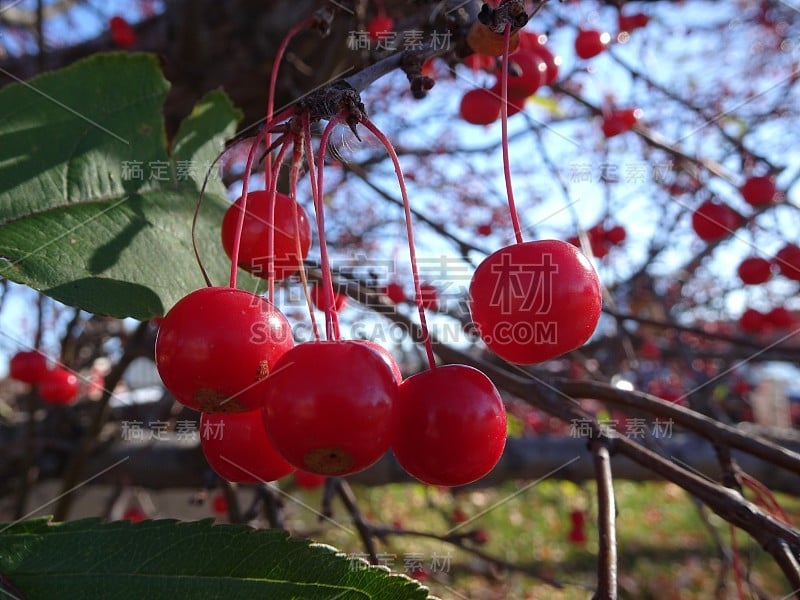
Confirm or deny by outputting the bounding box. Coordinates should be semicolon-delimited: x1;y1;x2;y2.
591;438;617;600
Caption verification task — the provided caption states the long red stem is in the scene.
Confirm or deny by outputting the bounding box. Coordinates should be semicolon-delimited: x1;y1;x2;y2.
229;129;267;289
265;140;291;302
266;18;312;183
361;117;436;370
294;118;321;341
501;23;524;245
314;118;342;341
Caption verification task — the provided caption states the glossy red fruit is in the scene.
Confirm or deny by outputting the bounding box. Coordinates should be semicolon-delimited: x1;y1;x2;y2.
740;175;777;206
384;281;406;304
155;287;294;412
294;470;327;490
352;340;403;383
419;284;439;311
392;365;506;486
310;284;347;312
367;15;394;41
765;306;794;329
518;32;560;85
575;29;609;59
739;308;765;333
38;367;79;405
691;200;742;241
9;351;48;384
459;88;501;125
211;493;228;515
109;16;136;48
737;257;772;285
602;109;640;138
501;50;546;97
469;240;602;364
220;191;312;280
262;341;397;476
605;225;627;245
122;508;146;523
618;12;650;32
774;244;800;281
200;410;295;483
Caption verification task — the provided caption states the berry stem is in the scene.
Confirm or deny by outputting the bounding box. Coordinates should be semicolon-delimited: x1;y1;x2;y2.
361;117;436;370
729;524;746;600
266;18;312;183
314;117;343;341
265;139;292;302
501;23;524;245
229;129;267;289
294;118;321;341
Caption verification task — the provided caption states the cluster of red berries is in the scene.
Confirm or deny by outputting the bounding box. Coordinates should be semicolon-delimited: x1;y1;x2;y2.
460;31;559;126
566;223;627;259
739;306;795;334
8;351;79;405
692;176;779;242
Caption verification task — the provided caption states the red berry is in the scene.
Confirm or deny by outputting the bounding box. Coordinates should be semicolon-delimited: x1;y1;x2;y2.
367;15;394;41
468;240;602;364
384;281;406;304
477;223;493;236
575;29;609;59
774;243;800;281
262;341;397;476
568;509;587;544
38;367;79;405
765;306;794;329
500;50;547;97
518;32;560;85
605;225;627;245
109;16;136;48
294;470;327;490
740;175;777;206
737;257;772;285
739;308;765;333
451;508;468;523
640;340;661;359
211;493;228;515
9;351;48;384
122;508;146;523
155;287;294;412
220;191;312;281
473;529;490;544
459;88;501;125
691;200;742;241
310;283;347;312
200;410;295;483
419;284;439;311
391;364;506;486
601;109;640;138
410;567;427;581
618;12;649;32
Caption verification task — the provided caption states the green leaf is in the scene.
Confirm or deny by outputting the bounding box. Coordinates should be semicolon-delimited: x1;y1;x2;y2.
0;518;434;600
0;52;257;320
